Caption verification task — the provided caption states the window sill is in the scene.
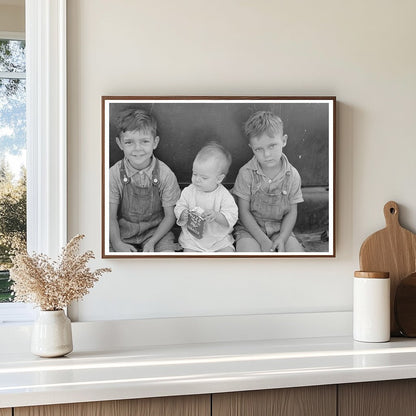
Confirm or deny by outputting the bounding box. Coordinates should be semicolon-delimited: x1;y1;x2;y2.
0;303;35;325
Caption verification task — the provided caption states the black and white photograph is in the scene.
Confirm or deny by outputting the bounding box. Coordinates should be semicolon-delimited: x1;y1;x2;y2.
102;96;335;258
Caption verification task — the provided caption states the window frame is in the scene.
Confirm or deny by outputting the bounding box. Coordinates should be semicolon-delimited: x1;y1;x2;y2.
26;0;67;257
0;0;67;323
0;31;24;41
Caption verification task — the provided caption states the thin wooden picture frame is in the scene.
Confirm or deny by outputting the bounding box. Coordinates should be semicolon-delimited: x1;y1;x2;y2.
102;96;336;258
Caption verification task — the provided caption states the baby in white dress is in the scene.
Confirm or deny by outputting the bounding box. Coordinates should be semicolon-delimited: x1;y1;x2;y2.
174;142;238;252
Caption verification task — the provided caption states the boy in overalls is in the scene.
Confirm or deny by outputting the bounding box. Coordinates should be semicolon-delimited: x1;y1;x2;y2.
233;111;304;253
109;109;180;252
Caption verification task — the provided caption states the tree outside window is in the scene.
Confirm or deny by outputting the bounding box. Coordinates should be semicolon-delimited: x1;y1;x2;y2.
0;38;26;302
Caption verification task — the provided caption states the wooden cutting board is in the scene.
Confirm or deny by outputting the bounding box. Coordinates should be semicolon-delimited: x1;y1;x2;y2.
359;201;416;335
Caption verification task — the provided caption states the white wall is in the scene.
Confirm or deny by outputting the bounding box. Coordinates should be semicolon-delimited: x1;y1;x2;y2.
67;0;416;322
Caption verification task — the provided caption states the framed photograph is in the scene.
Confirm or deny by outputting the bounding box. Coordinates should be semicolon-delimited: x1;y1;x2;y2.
102;96;335;258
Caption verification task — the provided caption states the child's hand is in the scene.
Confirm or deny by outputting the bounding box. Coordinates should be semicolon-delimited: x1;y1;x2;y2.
142;240;155;252
202;209;217;223
259;237;273;252
271;236;286;252
113;241;137;252
179;209;189;223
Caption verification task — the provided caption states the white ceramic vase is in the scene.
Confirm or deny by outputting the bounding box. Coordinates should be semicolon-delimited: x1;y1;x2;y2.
31;310;73;357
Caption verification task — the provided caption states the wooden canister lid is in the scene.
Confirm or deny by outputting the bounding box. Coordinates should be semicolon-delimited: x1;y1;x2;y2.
354;271;389;278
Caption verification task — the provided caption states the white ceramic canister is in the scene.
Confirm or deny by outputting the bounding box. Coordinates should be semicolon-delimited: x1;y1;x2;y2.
353;271;390;342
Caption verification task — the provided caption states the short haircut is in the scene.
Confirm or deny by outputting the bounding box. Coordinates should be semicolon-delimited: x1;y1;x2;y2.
114;108;157;137
195;142;232;175
244;111;284;140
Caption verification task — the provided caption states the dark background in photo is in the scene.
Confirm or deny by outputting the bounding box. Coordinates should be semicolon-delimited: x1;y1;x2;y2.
109;102;329;187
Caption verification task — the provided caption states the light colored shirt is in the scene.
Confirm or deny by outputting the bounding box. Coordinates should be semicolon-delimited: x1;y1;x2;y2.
232;153;303;205
109;156;180;207
174;184;238;252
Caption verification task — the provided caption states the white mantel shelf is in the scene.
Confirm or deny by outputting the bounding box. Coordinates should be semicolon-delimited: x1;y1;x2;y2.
2;336;416;408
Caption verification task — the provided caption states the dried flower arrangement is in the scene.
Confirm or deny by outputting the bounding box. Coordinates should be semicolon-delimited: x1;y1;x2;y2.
10;234;111;311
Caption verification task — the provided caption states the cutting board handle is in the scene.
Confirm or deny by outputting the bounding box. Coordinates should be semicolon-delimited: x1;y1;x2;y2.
384;201;400;228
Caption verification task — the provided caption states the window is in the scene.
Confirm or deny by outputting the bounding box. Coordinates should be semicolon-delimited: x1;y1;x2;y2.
0;35;27;306
0;0;67;324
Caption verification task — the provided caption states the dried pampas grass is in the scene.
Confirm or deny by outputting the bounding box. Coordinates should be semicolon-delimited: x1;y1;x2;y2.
10;234;111;311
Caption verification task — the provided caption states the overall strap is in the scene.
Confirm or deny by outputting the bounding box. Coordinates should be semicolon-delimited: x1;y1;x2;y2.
151;158;161;187
251;169;263;194
119;159;130;185
281;170;291;196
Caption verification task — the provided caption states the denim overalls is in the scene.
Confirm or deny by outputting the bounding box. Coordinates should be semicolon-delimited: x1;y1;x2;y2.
234;168;292;241
249;170;291;237
118;159;163;244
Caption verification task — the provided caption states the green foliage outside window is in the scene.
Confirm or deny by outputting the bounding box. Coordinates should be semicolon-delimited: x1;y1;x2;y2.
0;38;27;302
0;162;26;302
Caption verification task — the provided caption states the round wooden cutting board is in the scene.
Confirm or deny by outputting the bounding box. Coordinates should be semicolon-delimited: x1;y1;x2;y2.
359;201;416;336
